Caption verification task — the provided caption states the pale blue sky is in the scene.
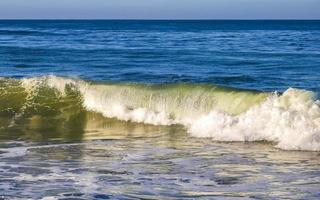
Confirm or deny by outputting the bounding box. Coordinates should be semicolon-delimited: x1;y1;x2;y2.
0;0;319;19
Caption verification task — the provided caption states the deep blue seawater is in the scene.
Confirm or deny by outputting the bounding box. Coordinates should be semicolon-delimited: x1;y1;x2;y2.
0;20;319;93
0;20;320;199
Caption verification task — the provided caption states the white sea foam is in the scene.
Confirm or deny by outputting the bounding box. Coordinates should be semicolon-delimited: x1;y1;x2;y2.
189;89;320;151
20;76;320;151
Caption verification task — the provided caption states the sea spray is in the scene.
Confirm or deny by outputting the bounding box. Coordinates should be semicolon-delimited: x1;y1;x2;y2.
189;89;320;151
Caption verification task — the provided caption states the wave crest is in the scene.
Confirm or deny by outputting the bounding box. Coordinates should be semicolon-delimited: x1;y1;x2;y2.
1;76;320;151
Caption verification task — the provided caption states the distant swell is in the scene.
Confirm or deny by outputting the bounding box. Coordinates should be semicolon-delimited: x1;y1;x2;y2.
1;75;320;151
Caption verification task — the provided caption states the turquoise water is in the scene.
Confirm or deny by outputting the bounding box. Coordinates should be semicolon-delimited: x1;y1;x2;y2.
0;20;320;199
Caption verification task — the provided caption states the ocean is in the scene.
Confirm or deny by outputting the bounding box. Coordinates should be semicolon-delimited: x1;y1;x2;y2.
0;20;319;199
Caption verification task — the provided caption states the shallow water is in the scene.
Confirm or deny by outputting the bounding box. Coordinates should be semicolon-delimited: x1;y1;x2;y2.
0;20;320;199
0;117;320;199
1;129;320;199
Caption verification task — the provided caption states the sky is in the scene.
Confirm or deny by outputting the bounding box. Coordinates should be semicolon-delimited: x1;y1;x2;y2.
0;0;319;19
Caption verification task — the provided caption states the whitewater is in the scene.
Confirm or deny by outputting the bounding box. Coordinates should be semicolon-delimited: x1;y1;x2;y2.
0;75;314;151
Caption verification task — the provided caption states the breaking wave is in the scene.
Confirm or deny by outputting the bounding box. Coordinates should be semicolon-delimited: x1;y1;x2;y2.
1;75;319;151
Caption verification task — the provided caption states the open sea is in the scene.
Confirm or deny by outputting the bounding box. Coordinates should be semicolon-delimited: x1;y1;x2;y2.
0;20;320;199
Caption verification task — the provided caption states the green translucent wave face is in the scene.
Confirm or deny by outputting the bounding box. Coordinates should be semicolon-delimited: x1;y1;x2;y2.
0;77;268;141
87;82;268;118
0;78;86;141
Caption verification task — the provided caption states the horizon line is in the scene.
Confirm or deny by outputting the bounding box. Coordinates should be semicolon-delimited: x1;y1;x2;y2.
0;18;319;21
